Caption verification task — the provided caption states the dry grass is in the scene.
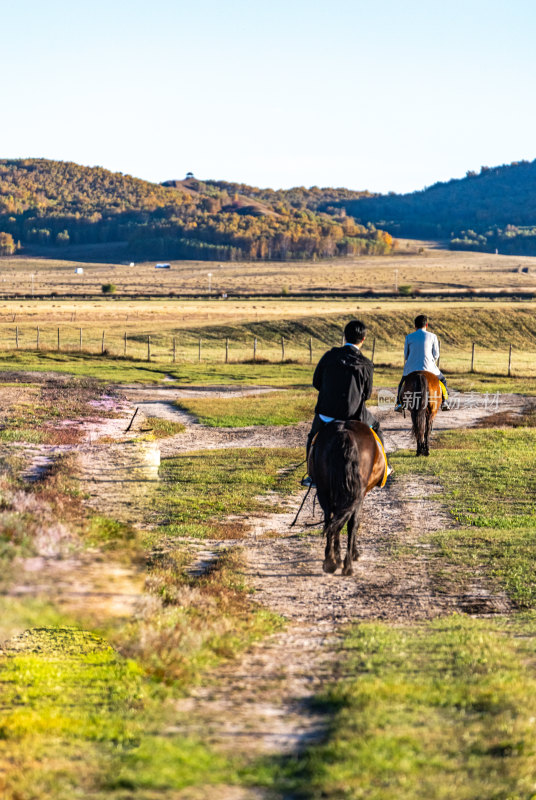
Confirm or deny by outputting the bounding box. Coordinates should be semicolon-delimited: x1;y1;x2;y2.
2;239;536;297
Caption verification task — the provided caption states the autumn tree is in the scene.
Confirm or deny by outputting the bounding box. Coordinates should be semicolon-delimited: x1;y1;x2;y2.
0;232;16;255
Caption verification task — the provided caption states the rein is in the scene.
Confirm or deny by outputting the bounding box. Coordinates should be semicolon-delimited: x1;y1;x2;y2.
290;484;313;527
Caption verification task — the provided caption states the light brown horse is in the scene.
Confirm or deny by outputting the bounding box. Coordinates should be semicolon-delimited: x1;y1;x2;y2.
400;370;441;456
309;420;386;576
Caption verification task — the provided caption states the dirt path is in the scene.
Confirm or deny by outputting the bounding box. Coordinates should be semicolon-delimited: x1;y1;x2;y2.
120;386;528;456
56;386;525;775
166;407;516;764
94;386;519;771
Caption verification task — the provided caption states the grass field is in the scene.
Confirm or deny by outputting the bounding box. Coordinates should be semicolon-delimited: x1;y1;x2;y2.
3;240;536;296
0;299;533;380
0;297;535;797
301;614;536;800
392;423;536;607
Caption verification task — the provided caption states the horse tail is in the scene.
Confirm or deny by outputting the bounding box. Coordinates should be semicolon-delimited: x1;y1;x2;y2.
411;372;429;443
324;427;363;531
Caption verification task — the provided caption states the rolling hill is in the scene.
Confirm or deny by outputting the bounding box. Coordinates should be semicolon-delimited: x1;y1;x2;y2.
0;160;394;261
342;159;536;254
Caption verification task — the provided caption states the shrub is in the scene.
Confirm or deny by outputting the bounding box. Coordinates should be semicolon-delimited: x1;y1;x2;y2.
101;283;116;295
399;284;413;296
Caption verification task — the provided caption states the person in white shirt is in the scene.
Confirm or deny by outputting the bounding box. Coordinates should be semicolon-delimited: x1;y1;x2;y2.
394;314;449;412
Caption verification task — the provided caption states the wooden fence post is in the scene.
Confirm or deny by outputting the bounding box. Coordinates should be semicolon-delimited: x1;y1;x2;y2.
471;342;475;373
79;328;83;352
147;334;151;362
15;326;18;349
225;337;229;364
198;338;202;362
309;337;313;364
36;326;39;351
371;337;376;364
101;331;105;355
253;337;257;361
508;344;512;377
57;328;60;351
173;336;176;363
281;336;285;362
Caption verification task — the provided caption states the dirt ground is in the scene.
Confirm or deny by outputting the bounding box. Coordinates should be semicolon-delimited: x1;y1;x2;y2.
3;379;529;791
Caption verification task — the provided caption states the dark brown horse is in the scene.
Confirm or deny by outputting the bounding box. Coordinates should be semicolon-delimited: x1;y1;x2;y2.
400;370;441;456
309;420;386;576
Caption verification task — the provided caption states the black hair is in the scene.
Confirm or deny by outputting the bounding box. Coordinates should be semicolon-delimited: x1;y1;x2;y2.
344;319;367;344
414;314;428;329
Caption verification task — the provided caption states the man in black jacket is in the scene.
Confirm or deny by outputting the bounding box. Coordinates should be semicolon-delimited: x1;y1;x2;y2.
301;319;391;487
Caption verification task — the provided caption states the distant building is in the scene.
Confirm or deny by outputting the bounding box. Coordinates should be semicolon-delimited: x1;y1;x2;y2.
185;172;195;179
75;267;84;274
155;263;171;269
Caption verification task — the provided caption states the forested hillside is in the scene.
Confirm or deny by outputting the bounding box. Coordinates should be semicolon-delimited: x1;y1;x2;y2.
343;159;536;255
0;160;394;261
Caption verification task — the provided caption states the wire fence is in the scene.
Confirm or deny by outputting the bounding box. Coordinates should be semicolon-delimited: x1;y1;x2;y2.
0;325;534;377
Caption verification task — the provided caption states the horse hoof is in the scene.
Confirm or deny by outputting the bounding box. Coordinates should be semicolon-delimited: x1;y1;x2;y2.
342;565;353;577
323;560;337;574
352;551;360;561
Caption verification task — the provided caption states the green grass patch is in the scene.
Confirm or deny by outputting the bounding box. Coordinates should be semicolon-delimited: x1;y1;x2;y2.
443;371;536;395
296;614;536;800
0;627;146;798
392;427;536;606
144;416;186;437
155;447;303;538
177;389;315;427
0;350;316;385
0;350;533;398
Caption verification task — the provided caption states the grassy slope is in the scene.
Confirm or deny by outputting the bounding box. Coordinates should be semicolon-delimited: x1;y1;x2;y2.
166;306;536;349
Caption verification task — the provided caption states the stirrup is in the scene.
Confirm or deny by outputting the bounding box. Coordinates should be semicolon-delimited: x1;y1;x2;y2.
441;401;450;411
394;403;404;413
301;475;316;488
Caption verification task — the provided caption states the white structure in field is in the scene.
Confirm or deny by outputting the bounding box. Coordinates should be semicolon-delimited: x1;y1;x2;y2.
155;263;171;269
75;267;84;274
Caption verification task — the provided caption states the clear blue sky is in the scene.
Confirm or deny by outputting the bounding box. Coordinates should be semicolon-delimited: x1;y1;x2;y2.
2;0;535;193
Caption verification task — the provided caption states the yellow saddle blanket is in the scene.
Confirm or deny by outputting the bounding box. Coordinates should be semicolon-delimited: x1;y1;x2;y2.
370;429;388;488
